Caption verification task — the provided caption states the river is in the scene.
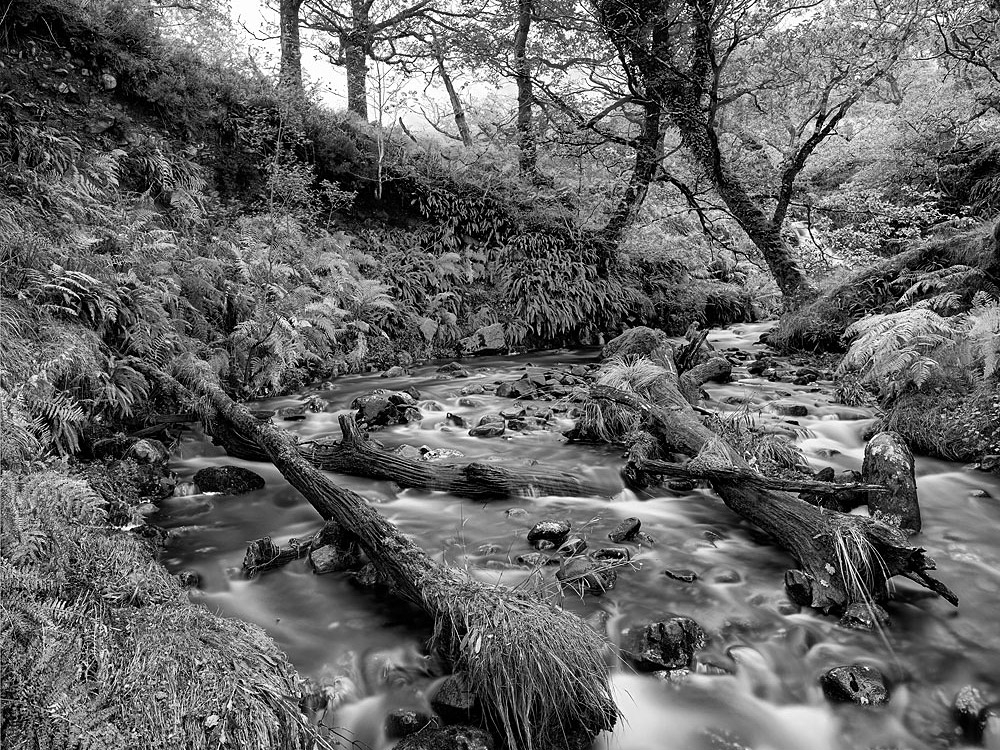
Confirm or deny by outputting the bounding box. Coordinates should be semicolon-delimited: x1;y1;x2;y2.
157;322;1000;750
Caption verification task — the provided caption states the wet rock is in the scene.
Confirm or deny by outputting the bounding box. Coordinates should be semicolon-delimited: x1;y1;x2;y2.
310;545;358;574
458;397;484;408
570;365;590;377
429;673;479;725
634;531;657;547
667;479;698;492
591;547;631;562
953;685;987;740
534;539;557;551
461;384;486;395
608;517;641;543
556;557;617;594
820;665;889;706
814;466;836;482
603;327;669;359
747;359;772;376
276;404;308;421
385;709;438;739
100;72;117;89
839;602;889;631
504;508;528;518
437;362;463;373
664;568;698;583
500;407;525;419
176;569;199;588
622;618;707;672
711;568;741;584
445;413;467;428
352;390;422;428
784;569;813;606
352;562;388;588
977;455;1000;473
421;447;464;461
381;365;406;378
394;444;424;461
863;431;920;533
527;520;570;547
516;552;557;567
193;466;265;495
773;403;808;417
394;725;493;750
971;489;992;498
459;323;506;355
558;536;588;556
468;421;505;438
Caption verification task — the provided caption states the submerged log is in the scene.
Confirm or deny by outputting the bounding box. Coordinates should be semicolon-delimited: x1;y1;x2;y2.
155;361;617;749
590;328;956;612
211;413;608;501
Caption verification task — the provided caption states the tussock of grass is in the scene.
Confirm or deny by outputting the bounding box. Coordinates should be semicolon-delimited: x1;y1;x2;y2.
575;356;671;443
1;467;326;750
425;580;617;750
705;411;812;477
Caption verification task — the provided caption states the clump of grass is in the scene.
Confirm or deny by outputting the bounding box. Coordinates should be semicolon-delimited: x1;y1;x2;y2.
574;356;671;443
425;580;617;750
705;410;812;477
831;520;892;605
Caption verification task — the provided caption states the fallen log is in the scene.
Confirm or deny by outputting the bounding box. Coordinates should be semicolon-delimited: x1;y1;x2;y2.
636;457;890;501
209;412;609;501
152;360;617;749
589;328;957;612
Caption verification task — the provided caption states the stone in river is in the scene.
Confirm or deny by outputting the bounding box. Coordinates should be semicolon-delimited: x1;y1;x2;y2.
664;568;698;583
193;466;265;495
608;517;641;543
527;520;570;546
621;617;707;672
820;665;889;706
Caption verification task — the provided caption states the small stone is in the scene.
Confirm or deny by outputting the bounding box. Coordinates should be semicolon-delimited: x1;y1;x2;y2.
516;552;557;567
558;536;588;556
570;365;589;377
634;531;657;547
381;366;406;378
461;384;486;395
176;569;199;588
384;709;437;739
276;404;308;421
591;547;631;562
527;520;570;546
820;665;889;706
458;397;484;408
100;72;117;90
814;466;836;482
773;403;809;417
667;479;697;492
608;517;641;543
784;569;813;606
664;568;698;583
839;602;889;631
429;673;478;724
970;489;991;499
468;422;505;438
622;618;707;672
310;545;358;574
953;685;987;740
533;539;556;551
556;558;617;594
445;413;467;427
504;508;528;518
712;569;741;584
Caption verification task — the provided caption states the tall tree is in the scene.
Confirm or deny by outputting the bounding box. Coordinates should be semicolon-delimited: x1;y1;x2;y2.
430;29;474;145
513;0;539;175
279;0;305;92
305;0;438;118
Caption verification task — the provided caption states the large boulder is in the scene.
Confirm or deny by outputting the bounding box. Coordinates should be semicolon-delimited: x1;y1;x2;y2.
459;323;506;355
351;390;422;428
193;466;265;495
602;327;670;359
862;431;920;533
621;617;707;672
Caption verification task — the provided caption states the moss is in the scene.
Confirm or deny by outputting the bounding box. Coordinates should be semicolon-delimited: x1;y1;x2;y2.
875;387;1000;462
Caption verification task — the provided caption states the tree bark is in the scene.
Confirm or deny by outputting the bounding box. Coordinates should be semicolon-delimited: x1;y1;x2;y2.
209;413;609;500
279;0;305;93
432;32;473;147
513;0;539;177
601;101;661;251
589;328;957;612
343;0;370;119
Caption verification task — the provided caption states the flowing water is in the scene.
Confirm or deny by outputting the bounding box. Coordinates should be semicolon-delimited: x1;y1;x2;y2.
158;323;1000;750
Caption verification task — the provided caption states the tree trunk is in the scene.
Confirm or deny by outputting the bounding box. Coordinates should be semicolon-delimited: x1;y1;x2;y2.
668;102;807;299
432;33;473;147
209;413;610;500
590;328;957;612
161;364;617;749
343;0;370;120
513;0;539;176
278;0;304;93
601;101;661;250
